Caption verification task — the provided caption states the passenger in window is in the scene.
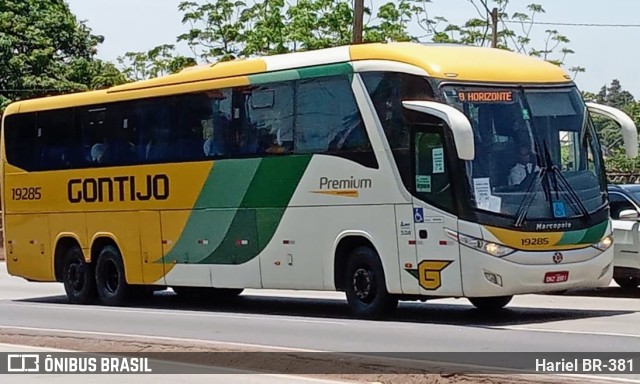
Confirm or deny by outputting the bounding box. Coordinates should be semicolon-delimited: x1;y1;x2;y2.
141;111;172;161
202;116;229;157
237;127;259;156
264;127;293;154
91;142;107;164
201;90;231;157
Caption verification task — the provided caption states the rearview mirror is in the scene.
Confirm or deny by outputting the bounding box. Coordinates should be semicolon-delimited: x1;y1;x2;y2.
586;102;638;158
618;209;640;220
402;100;475;160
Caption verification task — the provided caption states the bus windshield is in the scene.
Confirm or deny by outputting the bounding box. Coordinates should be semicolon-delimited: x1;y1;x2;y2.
442;85;606;222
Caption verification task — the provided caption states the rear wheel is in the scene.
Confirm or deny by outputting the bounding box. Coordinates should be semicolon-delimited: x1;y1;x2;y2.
469;296;513;311
615;277;640;290
95;245;130;306
344;246;398;319
61;246;96;304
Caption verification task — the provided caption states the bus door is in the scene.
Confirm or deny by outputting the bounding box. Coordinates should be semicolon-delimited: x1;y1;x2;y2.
139;211;166;285
410;123;464;297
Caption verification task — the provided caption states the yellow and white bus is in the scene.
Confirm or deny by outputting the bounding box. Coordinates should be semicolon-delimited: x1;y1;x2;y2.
2;43;637;318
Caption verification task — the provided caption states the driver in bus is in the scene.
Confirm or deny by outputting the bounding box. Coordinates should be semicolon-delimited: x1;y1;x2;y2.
508;145;539;186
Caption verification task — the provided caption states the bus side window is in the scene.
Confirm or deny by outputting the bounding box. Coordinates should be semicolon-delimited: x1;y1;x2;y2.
4;113;37;171
361;72;436;187
243;83;294;156
135;98;174;163
361;71;435;147
34;109;78;170
294;76;371;153
413;129;454;213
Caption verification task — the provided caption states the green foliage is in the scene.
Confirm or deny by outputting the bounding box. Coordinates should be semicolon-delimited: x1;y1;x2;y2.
117;44;197;81
585;79;640;178
114;0;432;79
113;0;581;82
426;1;578;75
0;0;127;111
177;0;245;62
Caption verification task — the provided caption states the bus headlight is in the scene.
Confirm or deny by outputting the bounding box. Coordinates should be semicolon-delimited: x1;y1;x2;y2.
446;230;515;257
593;235;613;251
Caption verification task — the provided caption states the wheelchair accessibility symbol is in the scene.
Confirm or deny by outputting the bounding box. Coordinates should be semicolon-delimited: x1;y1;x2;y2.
553;201;567;218
413;208;424;223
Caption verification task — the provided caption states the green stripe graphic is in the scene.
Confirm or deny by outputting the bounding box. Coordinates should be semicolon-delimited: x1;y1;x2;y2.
164;155;312;265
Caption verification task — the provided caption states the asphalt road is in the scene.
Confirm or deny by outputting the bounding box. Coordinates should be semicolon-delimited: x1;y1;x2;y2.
1;262;640;382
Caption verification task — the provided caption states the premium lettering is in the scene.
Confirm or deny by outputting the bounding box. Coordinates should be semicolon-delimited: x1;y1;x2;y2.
319;176;372;190
68;175;169;203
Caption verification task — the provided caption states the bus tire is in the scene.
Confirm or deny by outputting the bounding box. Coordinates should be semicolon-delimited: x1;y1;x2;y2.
344;246;398;319
614;277;640;290
469;295;512;311
95;245;130;306
61;246;96;304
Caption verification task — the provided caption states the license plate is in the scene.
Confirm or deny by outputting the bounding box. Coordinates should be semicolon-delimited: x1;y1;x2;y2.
544;271;569;283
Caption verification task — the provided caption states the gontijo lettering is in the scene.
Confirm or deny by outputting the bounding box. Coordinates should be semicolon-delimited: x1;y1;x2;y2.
67;175;169;203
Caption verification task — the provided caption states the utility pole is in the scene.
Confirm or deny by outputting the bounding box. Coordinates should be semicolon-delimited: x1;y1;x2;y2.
490;7;498;48
352;0;364;44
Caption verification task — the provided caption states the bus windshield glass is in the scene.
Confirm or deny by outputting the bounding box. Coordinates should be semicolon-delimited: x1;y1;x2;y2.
442;85;606;222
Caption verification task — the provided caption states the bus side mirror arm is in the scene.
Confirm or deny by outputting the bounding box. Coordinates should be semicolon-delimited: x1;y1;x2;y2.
586;102;638;158
402;100;475;161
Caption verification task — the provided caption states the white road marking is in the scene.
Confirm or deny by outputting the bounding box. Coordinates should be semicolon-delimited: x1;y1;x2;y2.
6;301;640;340
499;325;640;339
0;301;347;326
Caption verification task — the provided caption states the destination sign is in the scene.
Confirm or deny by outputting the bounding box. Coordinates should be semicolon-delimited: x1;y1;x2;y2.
458;90;514;103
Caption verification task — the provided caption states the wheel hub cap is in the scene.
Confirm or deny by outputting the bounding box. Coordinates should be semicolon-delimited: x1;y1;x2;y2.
353;268;372;300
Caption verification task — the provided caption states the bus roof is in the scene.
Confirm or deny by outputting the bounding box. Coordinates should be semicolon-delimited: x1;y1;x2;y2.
4;42;572;115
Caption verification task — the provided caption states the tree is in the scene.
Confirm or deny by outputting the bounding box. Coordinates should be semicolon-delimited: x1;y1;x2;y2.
117;44;197;81
583;80;640;176
425;1;581;78
117;0;580;84
0;0;126;111
173;0;427;64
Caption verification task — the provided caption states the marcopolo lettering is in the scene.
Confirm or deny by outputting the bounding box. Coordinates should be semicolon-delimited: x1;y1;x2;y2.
319;176;372;190
68;175;169;203
535;222;573;230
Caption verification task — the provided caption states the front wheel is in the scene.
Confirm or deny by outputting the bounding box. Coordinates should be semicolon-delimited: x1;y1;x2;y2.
61;246;96;304
615;277;640;290
95;245;130;306
344;246;398;319
469;296;513;311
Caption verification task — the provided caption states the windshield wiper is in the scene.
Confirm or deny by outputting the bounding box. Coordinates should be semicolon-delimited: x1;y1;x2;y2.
513;139;549;228
541;141;591;222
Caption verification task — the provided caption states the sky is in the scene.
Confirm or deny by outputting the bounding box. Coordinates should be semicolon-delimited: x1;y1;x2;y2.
66;0;640;97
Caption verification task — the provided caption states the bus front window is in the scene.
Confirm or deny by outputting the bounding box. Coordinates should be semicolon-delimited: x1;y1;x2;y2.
442;86;606;223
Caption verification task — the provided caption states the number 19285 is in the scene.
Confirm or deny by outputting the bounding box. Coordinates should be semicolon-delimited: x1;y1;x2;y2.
11;187;42;201
521;237;550;246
